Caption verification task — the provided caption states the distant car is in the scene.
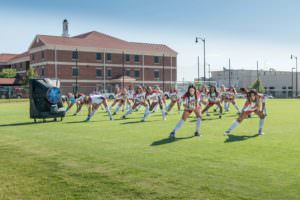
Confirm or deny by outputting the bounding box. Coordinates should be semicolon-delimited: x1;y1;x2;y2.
235;93;245;98
0;87;9;99
102;93;115;99
266;95;274;99
12;87;29;98
91;90;115;99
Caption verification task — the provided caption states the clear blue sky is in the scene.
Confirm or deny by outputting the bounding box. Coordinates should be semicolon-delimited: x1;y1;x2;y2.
1;0;300;81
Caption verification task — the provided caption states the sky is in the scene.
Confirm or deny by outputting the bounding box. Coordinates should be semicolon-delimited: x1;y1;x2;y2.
0;0;300;81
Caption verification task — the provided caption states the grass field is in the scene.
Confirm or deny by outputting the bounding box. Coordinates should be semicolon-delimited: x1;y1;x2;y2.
0;99;299;200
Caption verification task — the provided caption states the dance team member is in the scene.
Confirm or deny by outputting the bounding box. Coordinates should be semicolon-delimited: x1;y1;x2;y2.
224;89;266;136
169;85;202;139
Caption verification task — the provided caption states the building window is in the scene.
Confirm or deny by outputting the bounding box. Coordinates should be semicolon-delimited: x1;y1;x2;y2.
72;51;79;60
134;70;140;78
125;69;130;76
96;68;102;77
41;51;45;59
154;56;160;64
282;86;286;89
31;54;35;61
107;69;112;77
134;55;140;62
154;70;160;78
125;54;130;62
96;53;102;61
106;53;112;61
72;67;79;76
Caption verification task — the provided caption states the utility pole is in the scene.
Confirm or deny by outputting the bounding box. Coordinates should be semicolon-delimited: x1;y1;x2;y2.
228;58;231;87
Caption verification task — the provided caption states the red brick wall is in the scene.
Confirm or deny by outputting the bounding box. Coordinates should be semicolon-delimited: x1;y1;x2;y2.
31;50;176;67
30;49;177;93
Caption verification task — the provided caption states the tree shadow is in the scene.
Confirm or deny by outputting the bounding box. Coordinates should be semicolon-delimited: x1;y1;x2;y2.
151;135;194;146
224;134;259;143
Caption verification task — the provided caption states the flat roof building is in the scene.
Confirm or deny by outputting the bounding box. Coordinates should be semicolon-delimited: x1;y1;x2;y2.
211;68;300;97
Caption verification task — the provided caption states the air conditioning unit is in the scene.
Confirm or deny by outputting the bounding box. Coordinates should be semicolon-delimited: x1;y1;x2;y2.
29;78;66;122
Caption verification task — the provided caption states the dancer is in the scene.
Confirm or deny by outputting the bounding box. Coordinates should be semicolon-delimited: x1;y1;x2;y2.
224;89;266;136
169;85;202;139
84;94;113;121
201;85;223;118
166;87;181;113
121;85;148;119
142;86;166;121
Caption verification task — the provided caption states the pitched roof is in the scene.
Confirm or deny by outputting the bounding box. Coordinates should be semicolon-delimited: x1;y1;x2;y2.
11;51;29;60
0;52;29;64
0;78;16;85
0;54;18;62
34;31;177;55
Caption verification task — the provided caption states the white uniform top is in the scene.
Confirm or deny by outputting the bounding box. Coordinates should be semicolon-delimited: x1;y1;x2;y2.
128;90;134;99
76;95;85;103
115;93;122;100
90;95;105;104
183;95;200;111
134;92;145;103
170;92;179;101
208;92;218;102
121;93;128;100
147;90;161;102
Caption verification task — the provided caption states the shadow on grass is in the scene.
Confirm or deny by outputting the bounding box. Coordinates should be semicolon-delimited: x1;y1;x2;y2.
224;134;259;143
120;120;147;125
0;120;58;127
151;135;194;146
64;119;111;124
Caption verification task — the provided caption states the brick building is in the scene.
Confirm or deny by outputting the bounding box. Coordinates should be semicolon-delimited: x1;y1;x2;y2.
0;20;177;94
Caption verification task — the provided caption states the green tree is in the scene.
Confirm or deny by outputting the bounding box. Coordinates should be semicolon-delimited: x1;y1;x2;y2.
22;67;37;85
250;79;265;93
0;68;16;78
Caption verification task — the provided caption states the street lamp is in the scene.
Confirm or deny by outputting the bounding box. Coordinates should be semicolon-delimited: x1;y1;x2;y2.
122;51;125;89
292;67;296;97
291;54;298;97
208;64;211;80
195;36;206;84
228;58;231;87
162;54;165;91
256;61;259;80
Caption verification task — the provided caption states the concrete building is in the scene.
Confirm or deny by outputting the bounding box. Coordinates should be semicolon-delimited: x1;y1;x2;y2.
211;68;300;97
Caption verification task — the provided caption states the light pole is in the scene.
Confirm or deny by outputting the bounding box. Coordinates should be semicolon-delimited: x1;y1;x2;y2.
122;51;125;89
208;64;211;80
162;54;165;91
256;61;259;80
197;56;200;82
291;54;298;97
74;49;79;95
228;58;231;87
292;67;296;97
195;36;206;84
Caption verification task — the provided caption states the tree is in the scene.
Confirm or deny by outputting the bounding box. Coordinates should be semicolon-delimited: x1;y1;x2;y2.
22;67;37;85
250;79;265;93
0;68;16;78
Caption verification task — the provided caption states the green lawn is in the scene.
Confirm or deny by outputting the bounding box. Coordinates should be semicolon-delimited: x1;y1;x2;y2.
0;99;299;200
